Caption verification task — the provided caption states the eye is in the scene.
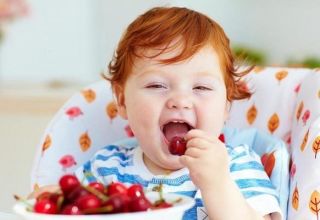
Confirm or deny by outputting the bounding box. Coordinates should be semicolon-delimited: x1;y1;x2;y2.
193;85;213;91
145;83;167;89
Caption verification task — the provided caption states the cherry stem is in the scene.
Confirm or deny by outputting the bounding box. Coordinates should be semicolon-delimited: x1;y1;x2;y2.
83;185;108;203
159;183;164;201
13;194;34;212
56;195;64;212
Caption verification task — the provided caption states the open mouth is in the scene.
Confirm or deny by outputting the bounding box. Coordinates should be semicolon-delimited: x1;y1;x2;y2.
161;120;194;143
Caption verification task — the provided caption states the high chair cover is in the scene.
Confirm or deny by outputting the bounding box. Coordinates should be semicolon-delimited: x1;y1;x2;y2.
31;67;320;220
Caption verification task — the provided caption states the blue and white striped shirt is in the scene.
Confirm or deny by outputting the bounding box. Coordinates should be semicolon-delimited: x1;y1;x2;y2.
75;137;283;219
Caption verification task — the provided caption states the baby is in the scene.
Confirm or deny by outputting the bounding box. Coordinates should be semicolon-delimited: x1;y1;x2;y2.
32;6;285;220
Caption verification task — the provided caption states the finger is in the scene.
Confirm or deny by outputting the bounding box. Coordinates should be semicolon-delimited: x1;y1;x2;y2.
186;137;212;150
185;129;217;143
185;147;203;158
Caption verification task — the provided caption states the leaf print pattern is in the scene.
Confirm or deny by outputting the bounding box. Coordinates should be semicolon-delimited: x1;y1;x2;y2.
312;136;320;159
65;106;83;120
300;129;309;152
302;110;311;126
275;70;288;83
296;101;304;121
42;135;52;152
294;83;301;93
247;105;257;125
268;113;280;134
309;190;320;220
292;184;299;210
79;132;91;152
106;101;118;120
290;162;296;179
59;154;77;171
260;151;276;177
82;89;96;103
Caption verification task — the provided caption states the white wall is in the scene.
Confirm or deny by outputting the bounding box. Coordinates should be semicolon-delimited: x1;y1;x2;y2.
94;0;173;79
1;0;320;84
1;0;99;84
174;0;320;64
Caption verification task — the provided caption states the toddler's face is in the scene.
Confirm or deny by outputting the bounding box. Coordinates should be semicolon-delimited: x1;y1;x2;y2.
116;45;228;171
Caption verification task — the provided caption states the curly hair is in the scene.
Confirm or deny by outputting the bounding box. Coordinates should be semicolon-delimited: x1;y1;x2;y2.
105;7;252;101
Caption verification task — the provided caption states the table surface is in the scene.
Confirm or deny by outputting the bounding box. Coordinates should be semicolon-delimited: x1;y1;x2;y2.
0;212;22;220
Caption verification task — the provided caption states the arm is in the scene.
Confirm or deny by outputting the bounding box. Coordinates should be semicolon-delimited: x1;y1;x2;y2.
200;175;269;220
180;129;274;220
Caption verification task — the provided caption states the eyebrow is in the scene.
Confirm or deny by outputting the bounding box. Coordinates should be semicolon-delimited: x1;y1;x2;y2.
136;69;223;82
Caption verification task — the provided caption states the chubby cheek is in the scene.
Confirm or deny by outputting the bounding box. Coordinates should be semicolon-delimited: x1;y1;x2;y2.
197;104;226;137
126;98;161;142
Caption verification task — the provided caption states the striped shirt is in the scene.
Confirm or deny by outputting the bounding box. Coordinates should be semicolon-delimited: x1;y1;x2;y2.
75;138;282;220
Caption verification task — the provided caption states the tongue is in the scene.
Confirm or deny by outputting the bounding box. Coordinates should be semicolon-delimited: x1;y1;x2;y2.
163;122;189;142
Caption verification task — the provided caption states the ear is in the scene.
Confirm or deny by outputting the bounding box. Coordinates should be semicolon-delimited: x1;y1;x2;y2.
113;84;128;120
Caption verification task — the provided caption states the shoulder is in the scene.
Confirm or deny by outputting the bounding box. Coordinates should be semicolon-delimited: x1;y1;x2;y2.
74;138;138;184
91;138;138;167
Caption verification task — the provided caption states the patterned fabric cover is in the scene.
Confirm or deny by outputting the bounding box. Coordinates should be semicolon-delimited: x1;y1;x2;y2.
31;67;320;219
287;71;320;220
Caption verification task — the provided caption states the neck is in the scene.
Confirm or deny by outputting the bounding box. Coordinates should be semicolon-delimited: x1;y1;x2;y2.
142;153;173;176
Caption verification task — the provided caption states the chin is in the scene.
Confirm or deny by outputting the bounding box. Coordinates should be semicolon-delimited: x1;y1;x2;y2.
161;157;184;171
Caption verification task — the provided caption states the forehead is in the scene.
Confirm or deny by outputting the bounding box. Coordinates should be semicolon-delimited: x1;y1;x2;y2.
132;45;223;76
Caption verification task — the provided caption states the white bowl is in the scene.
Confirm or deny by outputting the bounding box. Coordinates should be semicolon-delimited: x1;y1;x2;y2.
13;192;195;220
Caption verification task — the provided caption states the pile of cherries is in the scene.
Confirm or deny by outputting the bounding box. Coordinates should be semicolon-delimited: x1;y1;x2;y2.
32;174;172;215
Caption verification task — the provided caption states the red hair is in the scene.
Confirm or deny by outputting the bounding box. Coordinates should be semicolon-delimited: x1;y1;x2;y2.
106;7;252;101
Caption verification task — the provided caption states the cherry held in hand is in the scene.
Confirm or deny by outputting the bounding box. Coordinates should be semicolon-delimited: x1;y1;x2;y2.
169;136;187;156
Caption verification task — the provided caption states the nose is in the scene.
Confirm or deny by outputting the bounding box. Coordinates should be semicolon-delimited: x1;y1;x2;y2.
166;93;193;110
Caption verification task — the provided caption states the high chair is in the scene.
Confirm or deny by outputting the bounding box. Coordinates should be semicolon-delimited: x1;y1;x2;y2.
31;66;320;220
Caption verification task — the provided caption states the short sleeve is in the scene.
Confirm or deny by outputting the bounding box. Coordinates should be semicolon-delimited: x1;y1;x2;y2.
73;145;116;185
223;127;289;219
227;144;283;219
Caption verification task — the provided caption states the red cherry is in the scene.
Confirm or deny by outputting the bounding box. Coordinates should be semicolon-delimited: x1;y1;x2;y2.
61;204;82;215
59;174;80;195
52;193;64;202
36;192;63;204
76;194;102;210
103;193;130;213
36;192;52;202
66;185;90;202
88;182;105;193
169;136;187;156
127;184;144;199
34;199;58;214
107;182;128;196
129;196;151;212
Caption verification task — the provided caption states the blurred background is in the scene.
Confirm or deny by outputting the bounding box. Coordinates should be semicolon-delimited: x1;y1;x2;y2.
0;0;320;214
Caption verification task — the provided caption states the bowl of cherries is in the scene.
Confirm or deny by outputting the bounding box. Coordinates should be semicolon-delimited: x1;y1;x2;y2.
13;174;195;220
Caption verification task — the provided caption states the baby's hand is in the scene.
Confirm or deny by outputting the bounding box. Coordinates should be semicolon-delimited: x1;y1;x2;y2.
180;129;229;191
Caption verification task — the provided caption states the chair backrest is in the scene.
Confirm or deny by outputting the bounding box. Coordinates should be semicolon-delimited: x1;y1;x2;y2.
31;66;320;219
